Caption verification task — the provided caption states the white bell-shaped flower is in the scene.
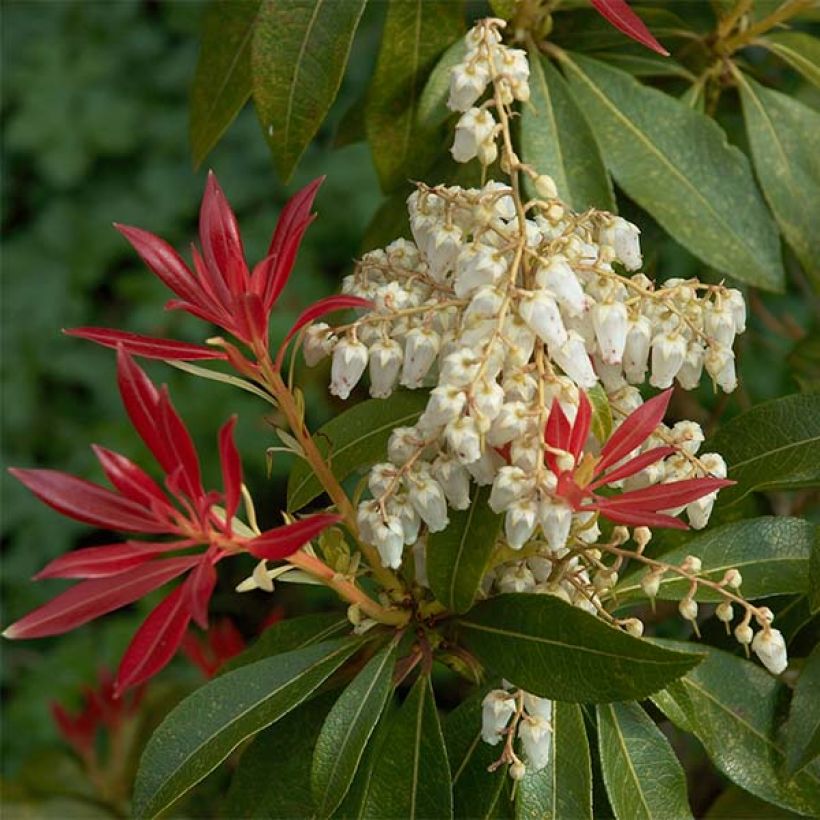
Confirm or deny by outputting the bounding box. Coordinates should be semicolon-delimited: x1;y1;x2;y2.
623;315;652;383
431;454;471;510
401;327;440;388
303;322;335;366
472;378;506;429
368;339;403;398
481;690;516;745
454;244;506;298
518;715;552;771
523;693;553;721
448;60;490;112
405;467;449;533
599;216;642;271
535;256;586;316
705;304;736;347
465;447;504;485
331;338;368;399
725;288;747;333
387;493;422;545
538;498;572;552
419;385;467;430
592;301;628;365
670;420;704;455
446;415;482;464
425;224;463;282
498;562;536;593
440;347;481;386
650;332;687;388
387;426;420;465
705;345;737;393
519;289;568;348
552;331;598;389
451;107;496;163
751;628;788;675
505;497;539;549
489;466;532;513
487;401;531;446
676;342;705;390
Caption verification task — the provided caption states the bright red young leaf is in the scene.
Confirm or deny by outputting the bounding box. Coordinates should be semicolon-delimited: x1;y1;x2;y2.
590;0;670;56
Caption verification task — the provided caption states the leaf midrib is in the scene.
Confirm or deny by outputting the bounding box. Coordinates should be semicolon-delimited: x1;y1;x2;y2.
605;705;653;820
728;433;820;472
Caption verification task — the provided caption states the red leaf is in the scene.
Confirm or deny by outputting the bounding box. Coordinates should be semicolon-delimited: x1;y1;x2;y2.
115;583;192;693
597;388;673;473
3;555;199;639
587;505;689;529
92;445;170;510
568;391;592;462
9;468;168;533
233;292;268;348
262;177;324;310
35;541;195;580
544;399;572;474
186;556;218;630
114;224;202;304
218;416;242;526
199;172;249;297
590;0;669;55
588;445;675;490
273;295;373;370
66;328;226;361
247;513;343;561
592;477;733;511
157;387;204;502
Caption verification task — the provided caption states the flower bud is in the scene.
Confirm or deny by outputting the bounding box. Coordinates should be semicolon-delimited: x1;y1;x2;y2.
724;568;742;589
716;601;734;623
634;526;652;550
387;426;420;465
752;627;788;675
735;622;753;645
681;555;702;574
623;618;644;638
534;174;558;199
679;598;698;622
509;761;527;781
331;338;368;399
641;570;662;599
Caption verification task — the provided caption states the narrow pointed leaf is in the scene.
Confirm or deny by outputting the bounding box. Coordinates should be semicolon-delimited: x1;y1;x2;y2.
561;54;784;290
4;555;200;639
35;541;193;580
157;387;204;502
92;445;170;509
592;477;732;511
590;0;669;55
200;172;248;295
587;382;612;443
457;594;701;702
287;391;429;511
761;32;820;89
186;557;217;630
312;640;398;816
361;673;452;819
653;642;820;815
133;638;361;819
417;39;468;129
521;51;614;211
116;583;192;693
251;0;367;181
738;73;820;286
785;644;820;777
246;513;342;561
516;701;592;820
597;701;692;820
66;328;226;360
590;446;675;489
568;392;593;461
218;416;242;525
168;359;275;405
427;485;503;614
588;506;689;529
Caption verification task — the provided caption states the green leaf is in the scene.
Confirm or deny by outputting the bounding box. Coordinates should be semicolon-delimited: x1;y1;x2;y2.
457;594;701;702
560;53;784;290
427;486;503;614
587;383;612;444
589;51;695;80
785;644;820;777
443;684;507;819
133;638;361;818
287;391;429;511
361;673;452;819
788;331;820;393
224;690;338;818
614;517;817;603
761;32;820;89
168;360;276;405
706;393;820;504
251;0;367;181
312;640;398;817
220;611;350;673
653;642;820;815
521;52;614;212
416;39;467;129
365;0;465;191
190;0;260;168
706;785;802;819
811;532;820;615
738;73;820;286
516;702;592;820
597;701;692;820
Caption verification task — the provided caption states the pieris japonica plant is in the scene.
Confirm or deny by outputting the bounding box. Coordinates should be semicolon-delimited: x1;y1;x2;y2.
6;2;820;819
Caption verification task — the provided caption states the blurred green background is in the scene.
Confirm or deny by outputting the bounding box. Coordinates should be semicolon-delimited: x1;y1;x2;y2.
1;0;816;811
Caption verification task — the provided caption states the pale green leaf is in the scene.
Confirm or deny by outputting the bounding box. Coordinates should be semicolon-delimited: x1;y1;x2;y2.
365;0;465;191
252;0;367;181
653;642;820;815
417;39;467;130
521;52;614;212
785;643;820;777
287;391;429;511
597;701;692;820
457;594;701;702
133;639;361;818
614;517;816;603
190;0;260;168
560;53;784;290
760;32;820;89
427;486;503;614
590;51;695;80
738;73;820;286
516;702;592;820
706;393;820;504
168;359;275;405
361;674;452;819
312;640;398;817
587;383;612;443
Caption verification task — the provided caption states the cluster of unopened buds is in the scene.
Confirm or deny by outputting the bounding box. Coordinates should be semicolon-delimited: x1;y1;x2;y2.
299;19;787;771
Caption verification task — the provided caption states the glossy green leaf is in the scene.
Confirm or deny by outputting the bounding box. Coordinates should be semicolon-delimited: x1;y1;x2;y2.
251;0;367;181
417;39;467;129
287;391;429;511
785;643;820;777
587;383;612;444
653;642;820;815
365;0;465;191
361;674;452;819
707;393;820;504
761;32;820;89
738;73;820;286
597;701;692;820
312;640;398;817
516;701;592;820
443;685;507;819
220;611;349;673
560;53;784;290
224;690;338;818
190;0;260;168
133;638;361;818
427;486;503;614
615;517;816;603
457;594;701;702
521;52;614;212
706;785;802;818
590;51;694;80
